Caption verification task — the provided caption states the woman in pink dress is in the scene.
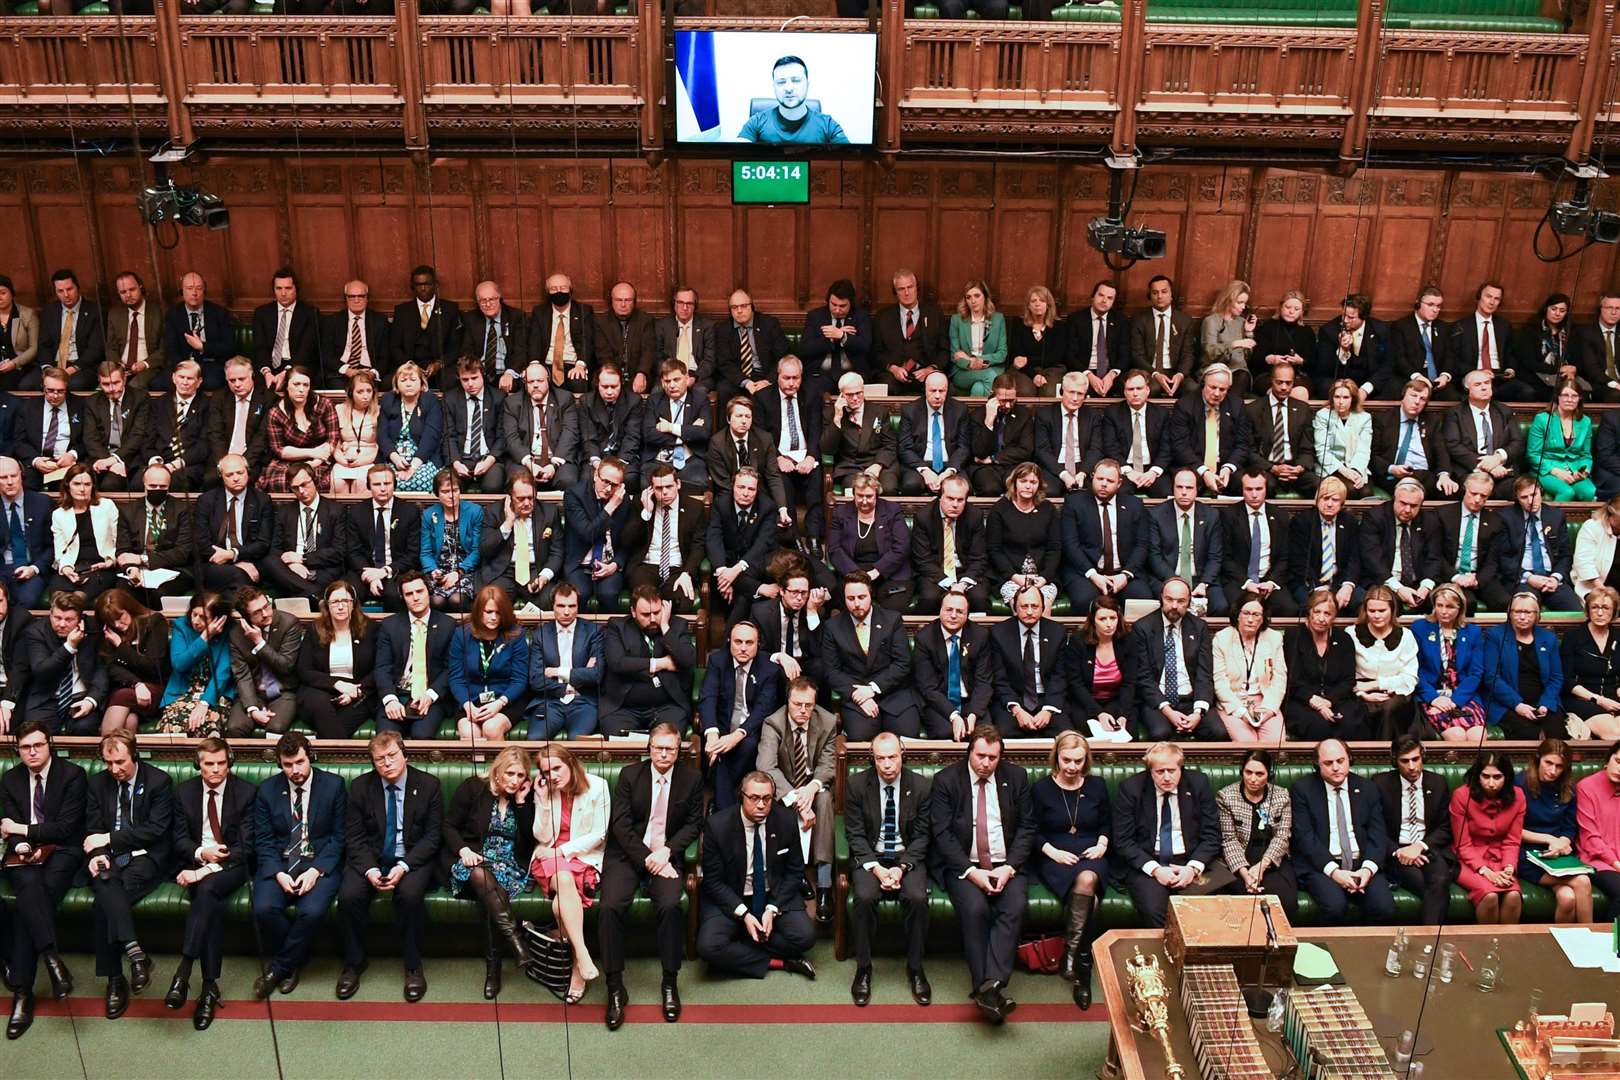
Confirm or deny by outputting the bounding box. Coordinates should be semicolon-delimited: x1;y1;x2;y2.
531;745;610;1002
1449;749;1526;925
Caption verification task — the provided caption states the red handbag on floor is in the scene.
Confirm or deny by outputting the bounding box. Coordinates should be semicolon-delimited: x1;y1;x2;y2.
1016;935;1065;974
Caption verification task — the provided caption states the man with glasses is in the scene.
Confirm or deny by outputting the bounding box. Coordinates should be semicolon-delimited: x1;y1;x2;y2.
562;456;632;613
460;280;527;393
225;587;304;737
654;285;714;395
321;280;389;389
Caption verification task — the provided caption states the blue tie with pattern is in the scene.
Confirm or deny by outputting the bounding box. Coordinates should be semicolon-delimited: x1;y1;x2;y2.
383;782;400;865
946;633;962;713
8;503;24;566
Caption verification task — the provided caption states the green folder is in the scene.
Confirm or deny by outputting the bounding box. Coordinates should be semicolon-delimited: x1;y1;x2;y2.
1527;852;1595;877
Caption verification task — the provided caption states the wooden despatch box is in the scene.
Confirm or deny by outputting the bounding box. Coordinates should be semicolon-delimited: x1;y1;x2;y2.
1165;895;1299;987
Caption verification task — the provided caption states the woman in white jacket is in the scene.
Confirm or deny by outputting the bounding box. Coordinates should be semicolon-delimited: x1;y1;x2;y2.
1352;584;1420;740
532;745;609;1002
1572;496;1620;599
1312;378;1374;499
49;462;120;600
1212;592;1288;742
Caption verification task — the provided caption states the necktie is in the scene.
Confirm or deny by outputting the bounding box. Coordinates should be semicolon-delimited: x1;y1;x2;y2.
57;308;75;364
207;788;222;845
671;401;688;470
409;619;428;700
514;518;532;586
550;313;567;384
645;775;669;851
1100;501;1116;572
536;406;551;461
1064;412;1079;474
125;309;140;369
1022;629;1040;714
146;503;163;554
347;315;363;366
881;784;898;854
658;507;673;581
942;517;958;578
676;324;692;368
733;666;748;729
1398;523;1416;585
784;612;797;658
1179;512;1194;580
739;327;758;377
225;495;240;550
904;309;915;340
189;310;202;339
1163;626;1181;699
1248;511;1263;583
1131;411;1148;471
1479;321;1492;370
1479;409;1493;454
1335;786;1357;865
855;619;870;653
1396;418;1415;466
56;654;75;722
419;303;431;332
1530;514;1548;574
1153;312;1167;369
946;633;962;712
374;507;388;567
590;502;606;566
792;727;809;786
383;783;400;864
975;779;993;870
930;410;945;472
9;503;26;565
749;825;768;918
1320;519;1336;583
300;506;315;556
171;399;189;459
994;411;1007;453
1158;792;1174;863
109;398;122;449
1404;783;1421;840
45;405;60;457
290;786;307;869
116;786;143;858
1271;400;1288;462
483;320;498;372
469;396;484;457
32;773;45;821
1203;406;1220;473
275;307;290;363
785;397;801;453
1607;329;1618;383
1094;317;1107;370
1459;513;1477;573
1420;321;1437;379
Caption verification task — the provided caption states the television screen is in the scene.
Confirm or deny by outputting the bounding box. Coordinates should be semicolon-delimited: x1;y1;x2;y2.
674;30;878;147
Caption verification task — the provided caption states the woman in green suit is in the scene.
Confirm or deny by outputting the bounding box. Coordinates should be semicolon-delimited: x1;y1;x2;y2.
948;279;1006;396
1527;376;1595;501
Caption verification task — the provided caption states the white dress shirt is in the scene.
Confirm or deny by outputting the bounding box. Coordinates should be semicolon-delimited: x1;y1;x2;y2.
966;776;1007;868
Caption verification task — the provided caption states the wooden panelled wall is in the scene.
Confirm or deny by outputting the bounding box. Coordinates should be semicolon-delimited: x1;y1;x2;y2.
5;155;1620;325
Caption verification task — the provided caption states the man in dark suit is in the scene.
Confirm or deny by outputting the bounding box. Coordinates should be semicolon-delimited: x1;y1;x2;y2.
929;725;1034;1024
162;273;235;391
697;770;816;981
1147;468;1227;614
1290;739;1395;923
501;363;579;492
147;359;211;491
1;722;88;1038
1286;476;1363;613
1434;470;1511;613
912;474;989;613
1168;363;1249;496
713;289;791;407
0;456;56;609
821;373;896;495
707;396;788;517
1128;275;1197;397
83;730;173;1019
167;736;256;1030
1112;742;1221;928
1447;280;1536;401
599;585;697;736
600;722;705;1029
700;622;784;809
225;588;305;737
1100;370;1171;498
14;365;83;490
1362;479;1444;612
967;374;1036;496
461;280;528;393
990;585;1070;736
653;286;716;394
641;358;713;492
194;454;273;593
1440;368;1525;500
0;587;33;724
206;357;274;486
258;463;345;601
1573;289;1620;403
1373;736;1456;926
1371;378;1457;498
622;464;706;613
19;591;107;734
35;268;106;390
114;463;194;602
1130;578;1219;740
389;264;462;388
1059;460;1152;615
319;280;390;389
82;362;151;492
756;356;822;542
441;358;506;494
336;733;443;1003
345;464;423;612
575;364;643;489
592;281;658;392
251;267;321;392
752;561;827;690
1384;286;1455;398
1499;474;1580;613
373;572;457;739
1593;407;1620;500
706;468;787;622
823;574;919;740
872;268;949;395
846;732;932;1006
528;271;594;395
1310;293;1389;398
1243;361;1315;491
913;592;992;741
1066;280;1127;395
251;732;347;998
1036;373;1105;496
528;583;604;738
802;280;874;390
479;470;562;607
562;460;632;612
104;270;166;391
756;676;838;919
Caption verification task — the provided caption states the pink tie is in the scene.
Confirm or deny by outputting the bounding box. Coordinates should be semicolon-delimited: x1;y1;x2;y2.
644;774;669;850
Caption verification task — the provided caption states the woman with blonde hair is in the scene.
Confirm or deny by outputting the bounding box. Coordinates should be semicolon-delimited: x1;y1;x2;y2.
379;361;442;494
1352;584;1419;740
1313;378;1372;498
948;279;1006;396
1413;582;1486;742
1007;284;1067;396
1030;731;1110;1007
1562;585;1620;740
987;461;1060;609
1201;279;1257;394
330;369;381;494
1571;494;1620;598
1252;289;1314;393
531;745;610;1003
445;746;535;997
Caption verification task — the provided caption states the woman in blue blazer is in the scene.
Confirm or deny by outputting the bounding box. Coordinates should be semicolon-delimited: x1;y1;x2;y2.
1483;592;1565;741
948;279;1007;396
379;363;444;493
155;592;235;737
450;584;531;743
420;470;484;611
1412;583;1485;741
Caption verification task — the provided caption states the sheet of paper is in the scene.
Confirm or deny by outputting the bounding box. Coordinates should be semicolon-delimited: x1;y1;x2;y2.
1548;927;1620;972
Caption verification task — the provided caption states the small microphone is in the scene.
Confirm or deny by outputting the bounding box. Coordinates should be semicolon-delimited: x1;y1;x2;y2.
1260;896;1278;948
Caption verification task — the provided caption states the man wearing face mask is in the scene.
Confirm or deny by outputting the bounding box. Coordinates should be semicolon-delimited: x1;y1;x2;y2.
529;272;595;395
114;463;193;602
389;264;462;390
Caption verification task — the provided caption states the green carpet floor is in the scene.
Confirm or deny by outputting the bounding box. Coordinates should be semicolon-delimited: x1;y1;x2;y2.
4;944;1112;1080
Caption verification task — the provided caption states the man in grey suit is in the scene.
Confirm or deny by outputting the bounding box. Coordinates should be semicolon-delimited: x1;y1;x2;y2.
500;362;579;493
653;286;716;395
103;271;166;391
225;587;304;737
845;732;932;1007
756;677;838;921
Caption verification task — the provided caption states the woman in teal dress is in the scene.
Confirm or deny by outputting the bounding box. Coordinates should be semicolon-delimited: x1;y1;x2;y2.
445;746;535;998
1527;376;1595;502
948;279;1006;396
379;361;442;495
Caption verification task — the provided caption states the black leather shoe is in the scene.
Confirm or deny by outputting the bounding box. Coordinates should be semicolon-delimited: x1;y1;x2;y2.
850;966;872;1007
403;968;426;1003
1074;958;1094;1010
973;980;1007;1026
779;957;816;980
605;985;628;1030
908;968;932;1006
335;965;365;1000
128;950;153;995
815;888;833;924
193;982;220;1031
165;970;190;1009
251;971;278;1000
105;975;130;1020
483;960;501;1000
797;879;815;901
276;969;300;996
661;978;681;1022
7;991;34;1040
43;953;72;1000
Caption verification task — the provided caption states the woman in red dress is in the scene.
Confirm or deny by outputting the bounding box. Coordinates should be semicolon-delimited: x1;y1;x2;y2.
1449;749;1527;925
531;745;610;1002
259;366;338;493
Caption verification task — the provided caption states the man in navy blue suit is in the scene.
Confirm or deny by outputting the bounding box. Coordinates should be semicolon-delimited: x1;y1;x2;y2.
1290;738;1395;924
1059;459;1152;615
373;572;457;739
161;273;235;391
1145;467;1227;615
698;621;782;810
799;279;873;390
527;582;604;738
251;732;346;998
562;457;632;613
0;457;53;609
1112;742;1221;928
1498;474;1580;614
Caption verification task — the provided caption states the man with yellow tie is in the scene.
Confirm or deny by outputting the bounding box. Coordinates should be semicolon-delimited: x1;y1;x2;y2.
375;572;457;739
36;268;106;391
479;469;562;608
388;265;463;391
1168;363;1249;496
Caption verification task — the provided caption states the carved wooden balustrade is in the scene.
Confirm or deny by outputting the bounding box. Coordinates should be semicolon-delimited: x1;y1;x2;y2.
0;16;167;133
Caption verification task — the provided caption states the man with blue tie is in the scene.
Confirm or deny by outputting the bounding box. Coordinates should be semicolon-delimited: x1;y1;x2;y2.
1112;742;1221;928
897;371;969;496
913;591;994;740
1500;474;1580;613
845;732;932;1007
699;621;783;809
528;582;605;738
335;733;443;1003
1290;738;1395;923
251;732;346;999
1371;379;1458;499
0;457;52;609
1384;287;1456;399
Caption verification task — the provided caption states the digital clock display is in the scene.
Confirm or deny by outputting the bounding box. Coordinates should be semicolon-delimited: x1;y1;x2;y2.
732;161;810;205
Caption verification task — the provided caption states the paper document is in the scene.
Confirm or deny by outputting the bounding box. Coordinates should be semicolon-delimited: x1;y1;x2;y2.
1548;926;1620;972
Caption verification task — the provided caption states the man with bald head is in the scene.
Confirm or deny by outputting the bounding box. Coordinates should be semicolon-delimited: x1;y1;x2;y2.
714;289;791;406
162;272;235;391
460;280;527;393
193;454;273;592
320;279;389;389
594;280;657;391
845;731;932;1006
1290;738;1395;923
0;455;54;609
528;272;595;395
250;267;319;393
